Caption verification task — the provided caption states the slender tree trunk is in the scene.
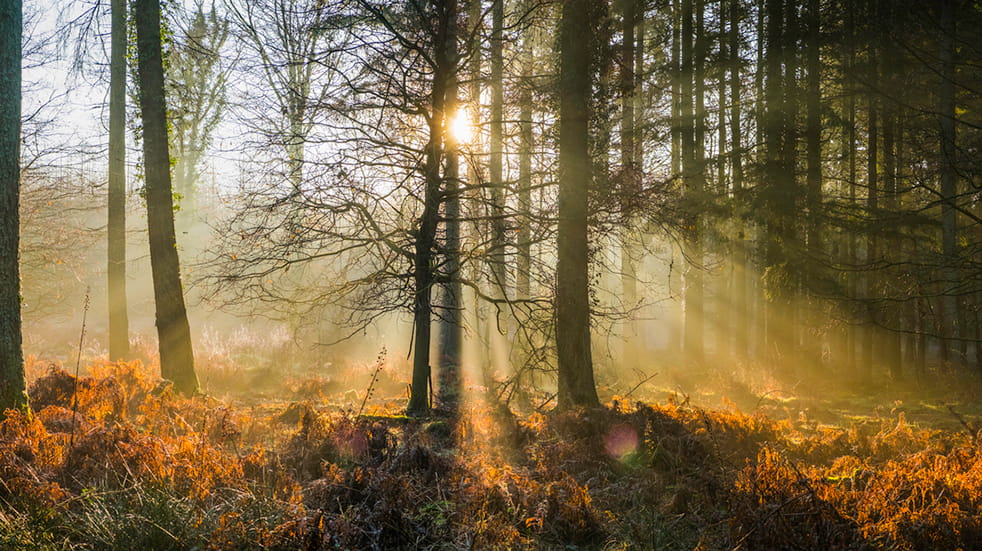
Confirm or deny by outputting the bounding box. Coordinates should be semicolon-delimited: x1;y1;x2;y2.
489;0;507;298
753;0;766;360
716;0;730;359
781;0;798;367
938;0;961;369
882;86;902;380
619;0;639;370
863;87;878;385
557;0;600;410
717;0;727;196
0;0;27;411
516;5;533;305
762;0;784;363
108;0;130;361
634;6;645;169
486;0;510;377
804;0;821;371
408;1;456;416
681;0;704;362
729;0;746;358
671;0;681;178
134;0;198;395
514;5;534;378
669;0;684;357
438;1;462;412
844;1;857;376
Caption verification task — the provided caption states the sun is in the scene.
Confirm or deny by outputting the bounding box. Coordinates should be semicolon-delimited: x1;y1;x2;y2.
448;108;473;144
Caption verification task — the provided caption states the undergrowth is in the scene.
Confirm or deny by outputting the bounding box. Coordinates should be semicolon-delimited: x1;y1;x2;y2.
1;359;980;550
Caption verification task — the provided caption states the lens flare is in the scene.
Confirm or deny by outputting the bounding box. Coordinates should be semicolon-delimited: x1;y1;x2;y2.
604;423;639;461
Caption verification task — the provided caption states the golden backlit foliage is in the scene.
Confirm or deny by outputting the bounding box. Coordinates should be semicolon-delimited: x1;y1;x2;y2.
1;360;981;549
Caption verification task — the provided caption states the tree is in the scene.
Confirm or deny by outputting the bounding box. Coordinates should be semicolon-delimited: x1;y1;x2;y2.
437;1;463;412
556;0;600;410
406;0;459;416
728;0;748;357
938;0;961;368
679;0;704;361
168;1;229;221
134;0;199;395
618;0;640;370
0;0;27;411
224;0;330;192
107;0;129;361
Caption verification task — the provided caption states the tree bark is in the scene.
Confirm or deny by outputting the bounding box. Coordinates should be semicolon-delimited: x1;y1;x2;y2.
0;0;27;411
134;0;199;395
489;0;507;299
557;0;600;410
681;0;704;362
108;0;130;361
516;4;533;305
729;0;747;357
619;0;639;370
804;0;821;370
762;0;784;362
438;0;462;412
408;0;455;416
863;90;877;384
938;0;961;369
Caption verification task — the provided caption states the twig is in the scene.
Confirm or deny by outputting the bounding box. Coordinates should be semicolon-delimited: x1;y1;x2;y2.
623;369;659;399
70;287;91;447
357;347;386;416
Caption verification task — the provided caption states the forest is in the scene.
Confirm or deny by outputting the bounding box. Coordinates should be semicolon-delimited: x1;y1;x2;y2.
0;0;981;549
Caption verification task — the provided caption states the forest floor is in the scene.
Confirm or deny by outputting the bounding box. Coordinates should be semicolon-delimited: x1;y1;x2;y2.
2;352;982;550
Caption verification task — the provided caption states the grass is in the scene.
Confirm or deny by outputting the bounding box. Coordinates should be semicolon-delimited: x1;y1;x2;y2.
2;357;981;550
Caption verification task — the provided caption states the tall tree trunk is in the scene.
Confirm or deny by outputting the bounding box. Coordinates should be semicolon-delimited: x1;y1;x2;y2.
557;0;600;410
753;0;766;360
729;0;747;357
489;0;507;298
134;0;199;395
681;0;704;362
863;85;878;385
717;0;727;195
938;0;961;369
438;1;462;412
408;1;456;416
634;5;645;169
844;0;857;376
671;0;681;178
804;0;821;371
669;0;684;356
762;0;784;363
619;0;639;370
882;72;902;380
516;2;533;305
486;0;510;377
108;0;130;361
0;0;27;411
781;0;798;367
716;0;730;359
